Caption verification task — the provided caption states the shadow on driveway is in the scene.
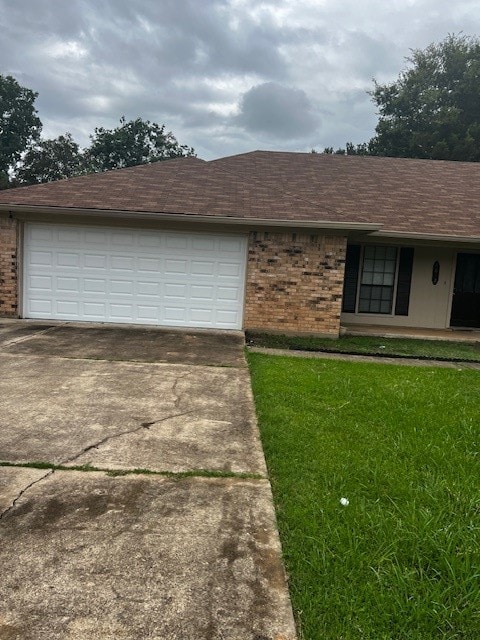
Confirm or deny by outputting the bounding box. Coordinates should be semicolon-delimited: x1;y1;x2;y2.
1;321;246;367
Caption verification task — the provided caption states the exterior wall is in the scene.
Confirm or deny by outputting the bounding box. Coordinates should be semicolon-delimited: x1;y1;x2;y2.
341;244;457;329
0;213;19;317
244;231;347;337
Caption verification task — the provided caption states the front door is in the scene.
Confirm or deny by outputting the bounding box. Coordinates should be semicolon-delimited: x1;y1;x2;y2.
450;253;480;328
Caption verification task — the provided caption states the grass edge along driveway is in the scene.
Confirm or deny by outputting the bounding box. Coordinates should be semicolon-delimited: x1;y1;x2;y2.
246;332;480;363
248;352;480;640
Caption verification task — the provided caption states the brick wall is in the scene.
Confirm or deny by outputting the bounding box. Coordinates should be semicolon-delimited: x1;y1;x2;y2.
0;213;19;317
244;231;347;337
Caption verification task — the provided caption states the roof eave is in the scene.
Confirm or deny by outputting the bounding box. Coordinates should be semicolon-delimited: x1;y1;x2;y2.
373;230;480;244
0;203;381;232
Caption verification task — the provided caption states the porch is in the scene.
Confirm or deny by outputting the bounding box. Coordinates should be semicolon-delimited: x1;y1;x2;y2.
341;323;480;343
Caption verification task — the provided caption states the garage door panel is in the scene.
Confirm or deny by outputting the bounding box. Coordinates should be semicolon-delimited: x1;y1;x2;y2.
57;252;80;267
137;305;159;320
83;302;106;317
217;262;242;278
164;307;187;322
216;310;239;324
111;256;135;271
58;228;82;243
189;307;214;323
29;251;53;266
24;223;246;329
219;237;244;253
56;300;79;315
84;254;107;269
165;234;188;250
137;281;161;296
83;278;107;293
164;283;186;298
138;233;163;248
110;280;134;295
30;227;54;242
164;259;188;275
137;257;161;272
191;261;215;276
84;229;108;244
190;285;214;301
217;286;240;301
112;231;135;246
110;304;135;320
56;277;79;292
191;236;216;251
29;275;52;290
29;299;52;313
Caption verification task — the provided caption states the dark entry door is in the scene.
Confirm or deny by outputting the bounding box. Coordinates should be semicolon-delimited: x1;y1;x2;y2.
450;253;480;327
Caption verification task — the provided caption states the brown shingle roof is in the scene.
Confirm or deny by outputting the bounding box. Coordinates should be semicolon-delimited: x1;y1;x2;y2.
0;156;350;223
1;150;480;239
212;151;480;239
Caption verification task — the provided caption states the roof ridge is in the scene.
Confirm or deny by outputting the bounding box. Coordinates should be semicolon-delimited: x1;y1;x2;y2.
212;149;480;168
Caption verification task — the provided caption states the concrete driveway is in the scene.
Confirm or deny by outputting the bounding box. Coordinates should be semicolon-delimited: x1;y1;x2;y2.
0;320;296;640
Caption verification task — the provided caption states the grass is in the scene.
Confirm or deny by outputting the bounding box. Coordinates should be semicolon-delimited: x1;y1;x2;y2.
246;331;480;362
247;352;480;639
0;461;263;480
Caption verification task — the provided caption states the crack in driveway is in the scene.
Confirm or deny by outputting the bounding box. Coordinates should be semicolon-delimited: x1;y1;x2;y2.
0;469;53;521
58;369;197;466
2;323;66;348
171;371;194;409
61;410;196;466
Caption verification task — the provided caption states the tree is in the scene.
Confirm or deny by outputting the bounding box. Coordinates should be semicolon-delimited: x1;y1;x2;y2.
0;75;42;185
15;134;84;185
322;142;371;155
369;34;480;161
84;117;195;172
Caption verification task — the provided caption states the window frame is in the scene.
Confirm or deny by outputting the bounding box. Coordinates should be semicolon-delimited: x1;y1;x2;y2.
355;244;401;315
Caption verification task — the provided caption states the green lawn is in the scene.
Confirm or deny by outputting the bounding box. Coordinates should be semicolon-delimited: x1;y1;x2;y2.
246;332;480;362
248;353;480;640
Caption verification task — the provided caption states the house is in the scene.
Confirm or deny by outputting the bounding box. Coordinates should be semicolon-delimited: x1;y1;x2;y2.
1;150;480;337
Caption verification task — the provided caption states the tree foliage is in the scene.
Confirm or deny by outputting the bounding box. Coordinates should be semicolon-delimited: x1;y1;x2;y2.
0;73;196;188
84;117;195;172
323;142;370;156
369;34;480;161
0;74;42;184
321;35;480;162
15;134;84;185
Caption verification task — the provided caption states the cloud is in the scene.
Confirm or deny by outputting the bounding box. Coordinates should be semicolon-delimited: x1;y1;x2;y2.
1;0;480;158
236;82;320;139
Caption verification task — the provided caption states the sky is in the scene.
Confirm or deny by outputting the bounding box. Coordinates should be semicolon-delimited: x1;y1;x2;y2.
1;0;479;160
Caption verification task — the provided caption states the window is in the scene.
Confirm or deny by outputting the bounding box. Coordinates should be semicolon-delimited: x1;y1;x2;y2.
358;246;397;313
342;244;414;316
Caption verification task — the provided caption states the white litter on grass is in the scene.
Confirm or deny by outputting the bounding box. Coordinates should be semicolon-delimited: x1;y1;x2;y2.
340;497;349;506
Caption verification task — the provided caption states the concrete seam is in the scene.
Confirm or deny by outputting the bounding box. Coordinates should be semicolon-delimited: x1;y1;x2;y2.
0;462;267;481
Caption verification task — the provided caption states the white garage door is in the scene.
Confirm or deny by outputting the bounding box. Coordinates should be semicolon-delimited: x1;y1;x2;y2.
23;223;247;329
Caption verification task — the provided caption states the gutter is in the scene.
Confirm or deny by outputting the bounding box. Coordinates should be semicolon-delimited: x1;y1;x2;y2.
0;203;381;232
372;230;480;244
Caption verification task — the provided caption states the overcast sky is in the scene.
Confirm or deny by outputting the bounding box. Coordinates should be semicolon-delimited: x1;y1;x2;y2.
1;0;479;160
